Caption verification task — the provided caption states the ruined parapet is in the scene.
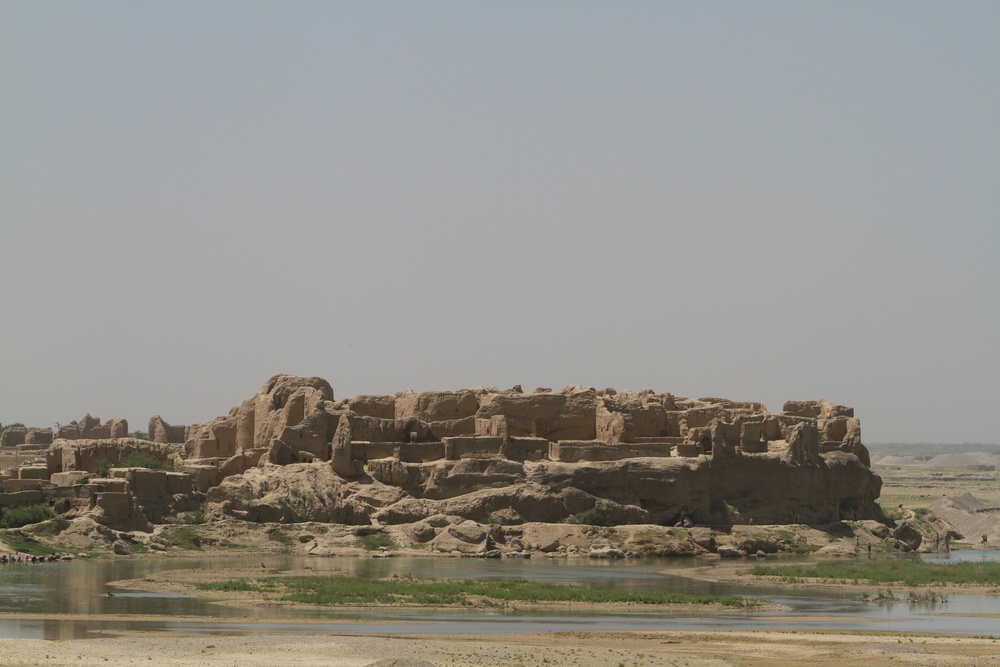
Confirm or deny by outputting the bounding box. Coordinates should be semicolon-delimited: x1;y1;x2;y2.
90;491;151;532
395;389;480;423
442;436;504;460
330;412;357;477
344;414;408;443
596;391;682;444
25;428;53;445
180;464;220;493
106;467;197;522
1;427;26;448
55;415;129;440
595;405;630;443
708;420;740;461
251;374;333;448
549;440;676;463
49;438;180;474
184;418;237;459
275;409;329;459
397;441;448;463
219;447;267;480
338;394;396;419
0;488;46;507
783;400;854;420
51;471;90;486
781;422;821;464
17;464;49;480
426;416;477;440
474;388;598;442
504;437;549;461
148;416;188;444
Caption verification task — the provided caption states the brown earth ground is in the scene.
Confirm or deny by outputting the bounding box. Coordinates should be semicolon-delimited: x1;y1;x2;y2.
2;630;1000;667
2;464;1000;666
873;462;1000;515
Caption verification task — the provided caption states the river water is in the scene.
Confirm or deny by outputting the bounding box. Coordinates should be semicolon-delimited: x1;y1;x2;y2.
2;551;998;640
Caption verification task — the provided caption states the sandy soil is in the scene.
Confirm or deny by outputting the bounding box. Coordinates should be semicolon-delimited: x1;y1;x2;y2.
3;630;1000;667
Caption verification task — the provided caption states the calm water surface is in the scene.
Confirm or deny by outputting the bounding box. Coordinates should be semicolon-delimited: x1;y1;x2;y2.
2;551;998;640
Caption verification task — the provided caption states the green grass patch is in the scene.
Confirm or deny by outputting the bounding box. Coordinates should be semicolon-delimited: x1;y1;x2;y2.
183;510;206;525
0;503;56;529
28;518;70;536
267;529;293;546
120;451;165;470
163;526;202;549
748;560;1000;587
125;540;150;554
96;458;114;477
358;533;397;551
197;579;278;593
197;575;757;608
567;507;616;527
0;531;60;556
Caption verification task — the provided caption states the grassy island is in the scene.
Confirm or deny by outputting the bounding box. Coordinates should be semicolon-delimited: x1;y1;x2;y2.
748;559;1000;587
197;575;758;609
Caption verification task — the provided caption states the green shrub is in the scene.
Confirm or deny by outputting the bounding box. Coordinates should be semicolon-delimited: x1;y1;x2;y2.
567;507;616;527
130;430;149;440
121;451;164;470
0;503;56;529
164;525;202;549
184;510;206;525
268;529;292;546
96;458;114;477
31;518;70;536
359;533;397;551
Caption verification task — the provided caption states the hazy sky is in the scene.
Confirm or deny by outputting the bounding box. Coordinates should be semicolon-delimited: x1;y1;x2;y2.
2;2;998;444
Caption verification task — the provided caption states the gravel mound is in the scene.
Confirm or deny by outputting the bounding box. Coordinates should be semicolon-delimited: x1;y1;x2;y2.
928;493;1000;544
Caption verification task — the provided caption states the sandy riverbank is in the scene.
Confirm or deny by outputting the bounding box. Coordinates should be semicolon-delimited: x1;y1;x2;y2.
3;629;1000;667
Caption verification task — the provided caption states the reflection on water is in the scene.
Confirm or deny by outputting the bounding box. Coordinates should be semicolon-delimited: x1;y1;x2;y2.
2;551;999;640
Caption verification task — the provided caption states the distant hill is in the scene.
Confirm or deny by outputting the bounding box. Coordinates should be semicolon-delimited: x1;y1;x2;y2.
867;442;1000;457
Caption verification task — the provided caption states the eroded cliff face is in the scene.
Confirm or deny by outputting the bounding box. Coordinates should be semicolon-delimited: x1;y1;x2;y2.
193;375;882;527
9;375;881;534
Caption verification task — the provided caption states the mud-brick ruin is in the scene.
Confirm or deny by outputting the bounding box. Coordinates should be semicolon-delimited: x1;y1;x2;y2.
0;375;882;549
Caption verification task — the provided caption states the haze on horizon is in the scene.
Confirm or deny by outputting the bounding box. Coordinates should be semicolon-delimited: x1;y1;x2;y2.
2;2;998;445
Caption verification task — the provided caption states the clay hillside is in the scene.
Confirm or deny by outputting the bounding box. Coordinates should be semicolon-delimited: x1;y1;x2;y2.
1;374;881;540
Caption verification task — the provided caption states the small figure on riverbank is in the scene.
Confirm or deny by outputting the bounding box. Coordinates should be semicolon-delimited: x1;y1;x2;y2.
982;533;988;546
